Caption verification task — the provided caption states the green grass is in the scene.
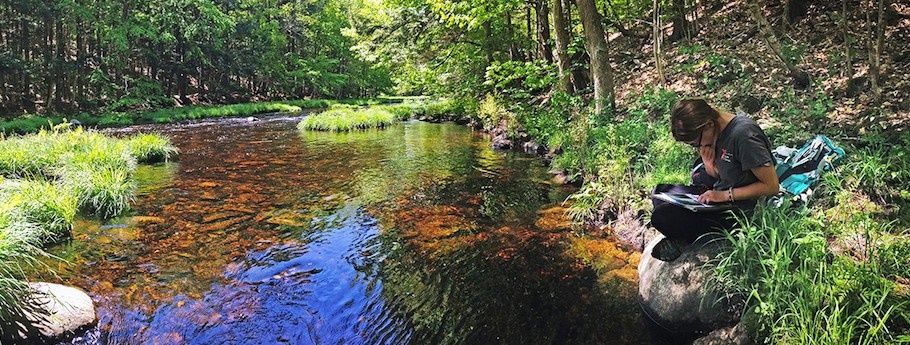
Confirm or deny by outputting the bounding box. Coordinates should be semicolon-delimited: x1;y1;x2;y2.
1;98;402;134
299;106;398;132
125;133;180;163
0;125;175;226
0;179;77;242
0;125;175;329
0;201;50;327
711;205;907;344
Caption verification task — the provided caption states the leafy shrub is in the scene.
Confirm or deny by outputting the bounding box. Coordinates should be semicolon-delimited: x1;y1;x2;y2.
476;94;516;131
483;60;557;99
523;91;580;149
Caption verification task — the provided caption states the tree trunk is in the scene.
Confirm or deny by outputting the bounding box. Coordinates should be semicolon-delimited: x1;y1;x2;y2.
177;33;189;104
576;0;615;115
43;14;53;109
76;13;84;106
653;0;666;85
842;0;854;92
668;0;690;41
505;12;521;60
483;20;495;65
748;3;810;89
55;18;65;110
870;0;884;103
526;5;533;58
552;0;574;93
784;0;809;29
535;0;553;63
564;0;587;92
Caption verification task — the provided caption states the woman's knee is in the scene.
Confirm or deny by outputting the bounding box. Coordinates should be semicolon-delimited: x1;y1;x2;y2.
651;204;682;234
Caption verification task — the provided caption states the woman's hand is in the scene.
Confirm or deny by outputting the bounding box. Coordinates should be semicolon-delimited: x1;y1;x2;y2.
700;145;717;178
698;189;728;204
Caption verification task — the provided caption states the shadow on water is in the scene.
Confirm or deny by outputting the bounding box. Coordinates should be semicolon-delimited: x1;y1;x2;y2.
41;117;662;344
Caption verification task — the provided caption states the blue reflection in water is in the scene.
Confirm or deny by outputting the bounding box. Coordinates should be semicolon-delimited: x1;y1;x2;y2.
123;206;400;344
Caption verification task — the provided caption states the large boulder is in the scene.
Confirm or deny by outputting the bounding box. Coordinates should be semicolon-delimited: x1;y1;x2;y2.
6;283;98;343
638;235;743;334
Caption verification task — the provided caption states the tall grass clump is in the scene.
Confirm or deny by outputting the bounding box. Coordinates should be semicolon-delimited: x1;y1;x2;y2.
298;106;397;132
0;135;57;178
0;179;77;241
711;205;907;344
0;125;172;219
0;204;48;327
59;165;136;219
125;133;179;163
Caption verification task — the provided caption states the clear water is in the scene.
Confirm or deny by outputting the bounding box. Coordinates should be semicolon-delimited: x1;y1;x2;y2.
44;116;651;344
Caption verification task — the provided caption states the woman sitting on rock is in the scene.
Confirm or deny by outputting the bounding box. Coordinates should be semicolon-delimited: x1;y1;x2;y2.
650;99;780;261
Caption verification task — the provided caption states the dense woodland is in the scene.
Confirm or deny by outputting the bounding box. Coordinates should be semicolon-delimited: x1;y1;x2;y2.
1;0;906;121
0;0;392;115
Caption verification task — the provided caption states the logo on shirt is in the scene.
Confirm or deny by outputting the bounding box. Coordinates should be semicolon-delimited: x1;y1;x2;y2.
721;148;733;162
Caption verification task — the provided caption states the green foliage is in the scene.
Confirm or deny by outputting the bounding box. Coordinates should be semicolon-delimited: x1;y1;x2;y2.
879;238;910;281
566;181;613;224
476;94;516;131
781;42;807;66
562;88;688;220
298;106;397;132
712;205;907;344
125;133;179;163
0;179;77;240
106;77;176;113
523;92;580;149
0;203;48;327
483;60;557;99
1;0;392;117
765;88;834;144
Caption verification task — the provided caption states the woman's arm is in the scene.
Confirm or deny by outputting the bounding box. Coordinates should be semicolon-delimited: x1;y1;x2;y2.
698;165;780;203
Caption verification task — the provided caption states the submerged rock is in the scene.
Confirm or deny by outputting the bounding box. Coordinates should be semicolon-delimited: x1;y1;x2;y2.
638;235;743;334
6;283;98;344
692;323;754;345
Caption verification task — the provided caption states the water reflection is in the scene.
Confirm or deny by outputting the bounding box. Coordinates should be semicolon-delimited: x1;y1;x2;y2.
46;118;647;345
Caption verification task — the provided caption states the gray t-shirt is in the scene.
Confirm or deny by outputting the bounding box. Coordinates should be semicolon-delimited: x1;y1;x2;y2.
713;113;774;205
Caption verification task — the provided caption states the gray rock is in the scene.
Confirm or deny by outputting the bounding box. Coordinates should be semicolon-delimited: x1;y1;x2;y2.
20;283;98;343
692;322;755;345
638;235;742;333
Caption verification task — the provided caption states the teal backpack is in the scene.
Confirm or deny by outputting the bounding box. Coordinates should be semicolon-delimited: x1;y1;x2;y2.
771;135;846;205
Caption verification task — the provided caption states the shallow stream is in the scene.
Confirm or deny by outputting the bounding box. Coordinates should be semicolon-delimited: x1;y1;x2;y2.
47;115;651;344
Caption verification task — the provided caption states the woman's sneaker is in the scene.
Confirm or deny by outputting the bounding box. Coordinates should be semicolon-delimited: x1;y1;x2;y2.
651;237;683;261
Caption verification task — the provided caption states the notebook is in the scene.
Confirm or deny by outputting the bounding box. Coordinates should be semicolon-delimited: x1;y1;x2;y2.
650;192;737;213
